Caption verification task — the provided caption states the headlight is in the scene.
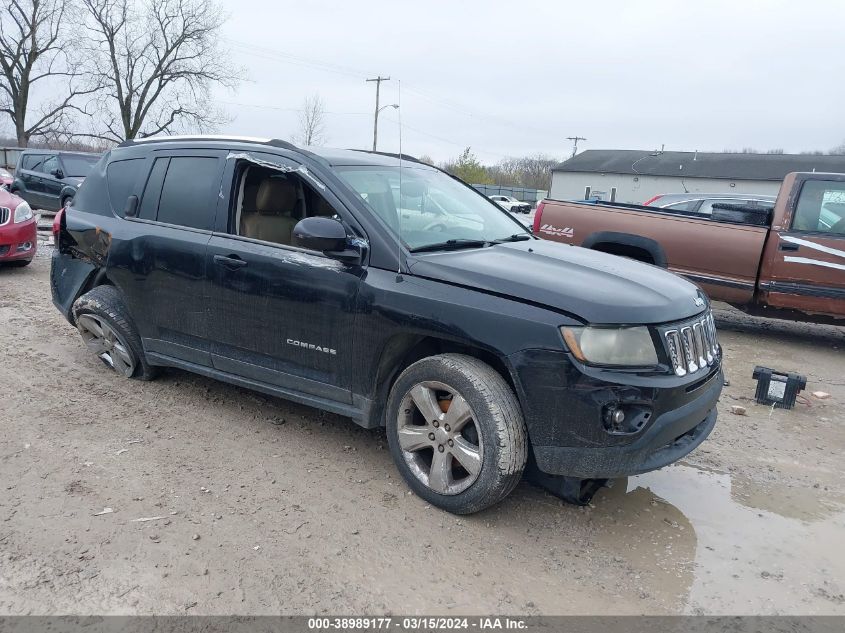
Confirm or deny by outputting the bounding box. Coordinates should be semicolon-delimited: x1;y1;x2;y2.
561;326;658;367
13;201;32;223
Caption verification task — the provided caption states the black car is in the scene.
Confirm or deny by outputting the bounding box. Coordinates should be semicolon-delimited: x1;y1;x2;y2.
51;136;722;514
12;149;101;211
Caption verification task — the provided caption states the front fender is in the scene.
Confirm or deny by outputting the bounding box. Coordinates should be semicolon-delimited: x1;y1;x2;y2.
10;177;25;193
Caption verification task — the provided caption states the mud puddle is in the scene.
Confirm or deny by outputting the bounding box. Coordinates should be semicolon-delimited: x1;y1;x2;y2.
589;463;845;613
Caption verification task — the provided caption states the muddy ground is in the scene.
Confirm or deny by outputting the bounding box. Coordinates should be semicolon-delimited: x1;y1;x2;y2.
1;246;843;615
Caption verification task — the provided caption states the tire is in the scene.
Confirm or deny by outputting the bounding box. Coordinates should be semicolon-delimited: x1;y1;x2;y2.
72;285;158;381
386;353;527;514
61;196;72;210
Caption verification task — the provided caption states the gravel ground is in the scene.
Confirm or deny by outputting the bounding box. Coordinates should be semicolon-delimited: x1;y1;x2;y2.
0;246;843;615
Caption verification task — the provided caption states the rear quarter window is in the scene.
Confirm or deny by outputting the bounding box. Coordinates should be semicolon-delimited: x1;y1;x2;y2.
67;153;111;216
106;158;143;215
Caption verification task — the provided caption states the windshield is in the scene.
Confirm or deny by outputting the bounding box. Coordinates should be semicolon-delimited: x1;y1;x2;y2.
60;155;99;177
335;165;530;251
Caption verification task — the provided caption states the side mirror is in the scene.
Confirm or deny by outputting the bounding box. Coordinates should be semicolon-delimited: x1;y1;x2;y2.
124;195;139;218
50;168;64;179
293;216;364;264
293;217;347;252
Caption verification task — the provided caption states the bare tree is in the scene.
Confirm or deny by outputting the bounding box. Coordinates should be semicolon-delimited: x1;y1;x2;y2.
293;93;326;146
79;0;237;142
0;0;94;146
830;141;845;155
487;154;559;190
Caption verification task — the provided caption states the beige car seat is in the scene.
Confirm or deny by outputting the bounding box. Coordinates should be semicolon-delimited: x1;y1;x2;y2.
240;178;299;245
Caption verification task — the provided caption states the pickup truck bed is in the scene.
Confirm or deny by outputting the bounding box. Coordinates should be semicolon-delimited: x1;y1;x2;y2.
533;172;845;324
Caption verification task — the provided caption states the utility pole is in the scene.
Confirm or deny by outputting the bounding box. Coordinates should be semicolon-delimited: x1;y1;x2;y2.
566;136;587;158
366;76;390;151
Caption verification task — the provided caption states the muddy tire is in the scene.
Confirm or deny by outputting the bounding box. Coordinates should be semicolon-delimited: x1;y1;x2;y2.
386;353;527;514
72;285;158;381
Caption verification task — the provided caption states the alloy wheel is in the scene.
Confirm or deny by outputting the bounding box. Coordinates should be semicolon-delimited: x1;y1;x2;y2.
77;314;136;377
396;381;483;495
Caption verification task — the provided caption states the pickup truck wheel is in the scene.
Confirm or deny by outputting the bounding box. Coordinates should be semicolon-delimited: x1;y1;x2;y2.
72;285;157;381
386;353;527;514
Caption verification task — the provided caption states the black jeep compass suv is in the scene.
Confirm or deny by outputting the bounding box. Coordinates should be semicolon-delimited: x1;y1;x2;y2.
51;136;722;514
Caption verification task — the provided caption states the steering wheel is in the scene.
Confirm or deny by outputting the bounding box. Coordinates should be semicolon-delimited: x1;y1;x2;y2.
422;221;447;232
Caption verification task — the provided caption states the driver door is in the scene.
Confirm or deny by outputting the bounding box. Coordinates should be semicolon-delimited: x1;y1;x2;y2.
205;152;366;404
759;175;845;317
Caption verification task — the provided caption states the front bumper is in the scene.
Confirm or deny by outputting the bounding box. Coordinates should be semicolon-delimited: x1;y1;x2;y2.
0;218;37;261
508;348;722;479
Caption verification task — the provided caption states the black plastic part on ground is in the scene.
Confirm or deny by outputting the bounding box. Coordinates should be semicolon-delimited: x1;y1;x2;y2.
524;455;608;505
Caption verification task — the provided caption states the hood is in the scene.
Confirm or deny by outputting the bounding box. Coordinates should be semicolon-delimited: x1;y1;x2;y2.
407;239;706;325
0;187;22;207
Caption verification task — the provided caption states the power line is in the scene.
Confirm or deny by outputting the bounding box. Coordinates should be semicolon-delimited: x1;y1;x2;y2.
381;116;511;160
222;37;556;140
217;100;369;116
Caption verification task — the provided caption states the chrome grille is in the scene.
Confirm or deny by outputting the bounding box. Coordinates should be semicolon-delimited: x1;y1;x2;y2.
0;206;9;225
663;311;719;377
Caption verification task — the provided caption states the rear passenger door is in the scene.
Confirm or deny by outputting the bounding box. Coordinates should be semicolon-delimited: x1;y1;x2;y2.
111;150;227;367
17;154;47;208
40;154;63;210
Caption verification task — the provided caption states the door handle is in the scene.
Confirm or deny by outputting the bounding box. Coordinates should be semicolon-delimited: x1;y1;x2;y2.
779;242;799;252
213;254;248;269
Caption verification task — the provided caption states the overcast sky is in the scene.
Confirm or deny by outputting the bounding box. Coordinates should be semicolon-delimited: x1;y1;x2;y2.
212;0;844;164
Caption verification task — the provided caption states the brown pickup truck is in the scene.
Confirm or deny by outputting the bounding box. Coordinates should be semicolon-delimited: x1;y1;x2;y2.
533;172;845;324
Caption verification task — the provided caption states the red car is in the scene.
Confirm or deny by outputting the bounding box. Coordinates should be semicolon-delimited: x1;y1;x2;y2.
0;188;36;267
0;168;13;189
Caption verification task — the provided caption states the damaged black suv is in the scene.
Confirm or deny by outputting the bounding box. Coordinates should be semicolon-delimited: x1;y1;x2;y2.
51;136;723;514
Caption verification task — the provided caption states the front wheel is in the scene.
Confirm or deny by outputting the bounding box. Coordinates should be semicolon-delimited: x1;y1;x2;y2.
386;354;527;514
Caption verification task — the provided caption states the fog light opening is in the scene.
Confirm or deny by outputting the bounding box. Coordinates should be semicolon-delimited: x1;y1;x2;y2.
16;242;32;252
602;403;651;435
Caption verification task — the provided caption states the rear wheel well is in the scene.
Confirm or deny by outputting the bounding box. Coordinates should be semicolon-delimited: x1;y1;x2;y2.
68;269;113;325
369;336;518;428
591;242;656;264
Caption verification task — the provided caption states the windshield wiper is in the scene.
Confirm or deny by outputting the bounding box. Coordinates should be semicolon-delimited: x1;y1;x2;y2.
490;233;533;244
409;239;490;253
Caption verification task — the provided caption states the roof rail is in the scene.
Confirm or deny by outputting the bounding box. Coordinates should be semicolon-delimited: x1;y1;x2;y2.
117;135;299;150
350;149;424;165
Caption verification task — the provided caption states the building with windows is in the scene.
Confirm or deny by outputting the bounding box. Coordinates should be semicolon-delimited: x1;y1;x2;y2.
550;150;845;204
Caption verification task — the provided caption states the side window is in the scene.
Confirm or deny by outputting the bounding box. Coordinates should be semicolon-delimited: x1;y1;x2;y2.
156;157;219;230
230;160;339;247
41;155;58;175
793;180;845;235
106;158;143;215
664;200;698;212
19;154;35;170
23;154;45;172
138;157;169;221
698;199;746;215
